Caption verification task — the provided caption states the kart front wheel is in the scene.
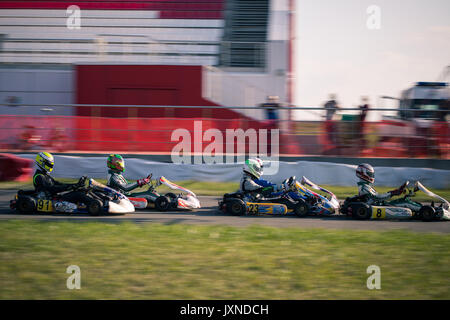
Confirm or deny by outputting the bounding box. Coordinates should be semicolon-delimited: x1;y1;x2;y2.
16;196;36;214
88;199;102;216
351;203;371;220
227;199;246;216
155;196;171;212
419;205;435;222
294;200;309;217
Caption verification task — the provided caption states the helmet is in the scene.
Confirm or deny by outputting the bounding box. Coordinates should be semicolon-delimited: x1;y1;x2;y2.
356;163;374;183
243;158;263;179
35;152;54;173
107;154;125;173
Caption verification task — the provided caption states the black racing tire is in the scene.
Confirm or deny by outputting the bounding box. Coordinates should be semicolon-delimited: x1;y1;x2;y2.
155;195;171;212
294;199;309;217
165;193;177;200
87;199;102;216
351;203;371;220
226;198;247;216
419;205;436;222
340;198;352;215
16;196;36;214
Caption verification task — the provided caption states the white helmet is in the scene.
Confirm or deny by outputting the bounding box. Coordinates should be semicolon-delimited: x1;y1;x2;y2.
356;163;375;183
244;158;263;179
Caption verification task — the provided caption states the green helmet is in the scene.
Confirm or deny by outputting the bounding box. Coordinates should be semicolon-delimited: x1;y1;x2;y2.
107;154;125;173
243;158;263;179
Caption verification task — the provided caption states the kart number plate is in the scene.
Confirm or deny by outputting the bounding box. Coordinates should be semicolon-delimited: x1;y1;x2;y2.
248;203;259;214
371;207;386;219
247;203;287;215
37;199;53;212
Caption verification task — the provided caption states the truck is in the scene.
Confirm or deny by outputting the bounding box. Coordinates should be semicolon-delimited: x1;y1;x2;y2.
377;82;449;158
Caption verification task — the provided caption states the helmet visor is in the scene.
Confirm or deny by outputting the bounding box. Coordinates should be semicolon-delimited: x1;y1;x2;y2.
254;165;263;175
43;158;54;169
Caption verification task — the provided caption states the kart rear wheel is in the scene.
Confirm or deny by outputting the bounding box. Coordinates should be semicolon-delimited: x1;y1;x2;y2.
155;195;171;212
419;205;435;222
294;199;309;217
87;199;102;216
16;196;36;214
351;203;371;220
227;199;246;216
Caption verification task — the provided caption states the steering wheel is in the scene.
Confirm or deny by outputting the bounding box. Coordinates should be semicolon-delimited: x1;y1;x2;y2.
288;176;296;185
74;176;87;189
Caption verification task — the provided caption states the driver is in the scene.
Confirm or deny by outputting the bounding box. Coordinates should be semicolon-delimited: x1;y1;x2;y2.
356;163;405;202
33;152;90;203
240;158;282;198
106;154;153;196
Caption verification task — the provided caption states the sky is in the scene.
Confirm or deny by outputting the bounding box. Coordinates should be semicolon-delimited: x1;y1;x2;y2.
293;0;450;120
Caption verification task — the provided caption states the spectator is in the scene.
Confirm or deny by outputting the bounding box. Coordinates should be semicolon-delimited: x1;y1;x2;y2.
260;95;281;128
358;96;370;149
323;94;340;149
324;94;340;120
259;96;281;155
359;96;370;122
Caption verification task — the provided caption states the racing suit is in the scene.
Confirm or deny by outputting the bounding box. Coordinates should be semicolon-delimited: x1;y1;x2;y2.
239;173;279;198
32;169;91;204
357;180;393;203
106;170;141;195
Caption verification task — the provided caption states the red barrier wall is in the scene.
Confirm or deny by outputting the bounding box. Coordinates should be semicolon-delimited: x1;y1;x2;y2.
76;65;243;119
0;153;33;181
0;116;74;151
0;115;286;154
74;116;276;153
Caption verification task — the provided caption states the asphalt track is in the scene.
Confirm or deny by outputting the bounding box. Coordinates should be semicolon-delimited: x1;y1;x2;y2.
0;190;449;233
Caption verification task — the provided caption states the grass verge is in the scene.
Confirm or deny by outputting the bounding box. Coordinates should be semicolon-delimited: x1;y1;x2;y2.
0;221;448;299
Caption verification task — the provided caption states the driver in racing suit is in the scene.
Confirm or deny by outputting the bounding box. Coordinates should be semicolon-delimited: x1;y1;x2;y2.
33;152;91;204
240;158;283;198
106;154;154;196
356;163;405;203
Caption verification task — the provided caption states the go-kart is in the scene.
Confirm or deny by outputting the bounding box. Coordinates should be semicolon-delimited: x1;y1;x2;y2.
218;176;339;217
340;181;450;222
127;176;201;211
286;176;340;216
10;177;135;215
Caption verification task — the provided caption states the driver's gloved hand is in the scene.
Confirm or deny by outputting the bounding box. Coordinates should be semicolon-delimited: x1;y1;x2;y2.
76;176;86;187
137;177;150;187
71;178;84;189
389;188;402;196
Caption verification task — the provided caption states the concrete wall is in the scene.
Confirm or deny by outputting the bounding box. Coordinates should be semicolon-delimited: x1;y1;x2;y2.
0;64;74;116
